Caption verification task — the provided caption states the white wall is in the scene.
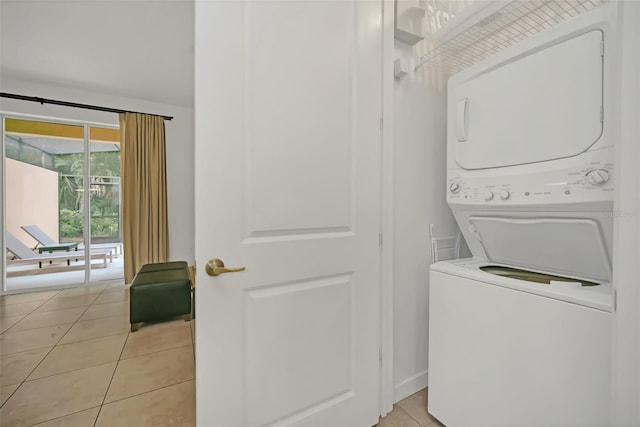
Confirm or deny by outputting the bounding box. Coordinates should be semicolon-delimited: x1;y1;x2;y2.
0;77;195;268
392;43;458;401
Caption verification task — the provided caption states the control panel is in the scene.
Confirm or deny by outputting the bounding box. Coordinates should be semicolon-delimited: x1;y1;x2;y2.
447;159;614;206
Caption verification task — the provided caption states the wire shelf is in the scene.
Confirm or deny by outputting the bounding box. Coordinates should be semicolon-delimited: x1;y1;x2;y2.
417;0;609;74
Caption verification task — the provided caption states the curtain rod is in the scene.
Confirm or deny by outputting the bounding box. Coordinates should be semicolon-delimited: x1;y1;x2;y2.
0;92;173;121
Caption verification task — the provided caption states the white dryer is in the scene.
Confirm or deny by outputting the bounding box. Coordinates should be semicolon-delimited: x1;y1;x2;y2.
428;3;620;426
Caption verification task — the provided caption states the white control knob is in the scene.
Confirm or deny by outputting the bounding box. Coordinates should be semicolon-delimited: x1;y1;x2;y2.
449;183;461;194
499;190;510;200
483;190;494;201
586;169;609;186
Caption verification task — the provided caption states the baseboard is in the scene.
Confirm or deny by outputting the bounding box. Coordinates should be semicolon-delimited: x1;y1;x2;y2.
393;370;428;403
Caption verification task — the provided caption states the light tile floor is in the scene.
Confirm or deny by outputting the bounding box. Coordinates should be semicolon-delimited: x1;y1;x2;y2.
1;281;440;427
0;281;195;427
376;388;444;427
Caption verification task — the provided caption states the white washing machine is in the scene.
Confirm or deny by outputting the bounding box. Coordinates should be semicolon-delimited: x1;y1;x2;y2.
428;3;620;425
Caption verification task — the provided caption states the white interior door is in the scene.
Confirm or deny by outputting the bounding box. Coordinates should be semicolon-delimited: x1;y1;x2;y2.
194;1;383;426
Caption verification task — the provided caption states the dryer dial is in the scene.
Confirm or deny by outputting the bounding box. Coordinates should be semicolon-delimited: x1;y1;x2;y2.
483;190;495;201
585;169;609;186
449;183;461;194
499;190;510;200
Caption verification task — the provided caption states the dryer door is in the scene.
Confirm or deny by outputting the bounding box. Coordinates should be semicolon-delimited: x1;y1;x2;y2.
452;30;604;170
466;216;612;283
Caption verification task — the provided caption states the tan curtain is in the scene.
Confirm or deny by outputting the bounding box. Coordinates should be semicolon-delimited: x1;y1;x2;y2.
119;113;169;283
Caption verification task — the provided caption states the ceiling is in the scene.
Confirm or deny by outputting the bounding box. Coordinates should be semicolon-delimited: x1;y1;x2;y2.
0;0;195;108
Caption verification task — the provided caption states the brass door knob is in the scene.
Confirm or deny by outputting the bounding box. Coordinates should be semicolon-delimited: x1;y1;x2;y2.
205;258;246;276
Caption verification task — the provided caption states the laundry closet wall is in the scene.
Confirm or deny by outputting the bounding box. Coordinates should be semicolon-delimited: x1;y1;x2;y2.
392;42;458;401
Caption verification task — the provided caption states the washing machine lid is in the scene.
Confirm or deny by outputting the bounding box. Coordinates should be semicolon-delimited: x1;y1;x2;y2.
467;216;611;283
452;29;604;170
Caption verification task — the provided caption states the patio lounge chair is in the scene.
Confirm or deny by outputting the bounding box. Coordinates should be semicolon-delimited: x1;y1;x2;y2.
20;224;78;253
21;224;121;257
6;233;112;268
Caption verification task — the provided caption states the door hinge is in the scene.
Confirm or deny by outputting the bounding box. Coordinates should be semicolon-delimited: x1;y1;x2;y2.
379;347;383;363
379;232;383;248
600;106;604;123
380;117;384;132
613;288;617;312
600;39;605;57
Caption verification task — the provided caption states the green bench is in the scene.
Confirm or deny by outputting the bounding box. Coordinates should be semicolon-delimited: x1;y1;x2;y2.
129;261;192;332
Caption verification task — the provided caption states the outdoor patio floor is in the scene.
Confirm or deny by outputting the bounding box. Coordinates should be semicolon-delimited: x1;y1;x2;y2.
5;256;124;293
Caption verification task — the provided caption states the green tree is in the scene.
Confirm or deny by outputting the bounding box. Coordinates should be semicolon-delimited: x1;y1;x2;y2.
55;149;121;240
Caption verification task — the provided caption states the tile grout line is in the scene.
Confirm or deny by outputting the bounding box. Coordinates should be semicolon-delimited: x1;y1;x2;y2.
1;289;61;305
51;284;127;345
0;313;27;334
45;295;102;346
24;359;124;384
93;286;131;427
1;279;120;299
120;339;192;361
0;344;56;358
1;283;125;331
95;313;194;421
19;294;191;425
99;378;195;407
3;306;95;335
397;404;433;427
1;287;113;339
0;385;20;411
0;291;69;407
1;284;125;423
0;285;123;414
2;283;197;427
116;342;194;364
3;316;82;337
56;290;128;345
398;393;435;427
1;292;62;334
1;342;60;408
0;295;100;410
3;294;102;333
2;326;129;353
26;405;102;427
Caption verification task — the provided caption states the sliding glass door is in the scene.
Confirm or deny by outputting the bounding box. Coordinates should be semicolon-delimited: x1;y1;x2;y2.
88;126;123;283
2;115;122;292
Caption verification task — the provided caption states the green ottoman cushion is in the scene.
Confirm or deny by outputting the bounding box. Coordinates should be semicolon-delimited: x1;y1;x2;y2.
138;261;188;273
130;265;192;330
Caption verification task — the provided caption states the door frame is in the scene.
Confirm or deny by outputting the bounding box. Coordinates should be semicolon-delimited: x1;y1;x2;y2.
380;0;396;418
0;111;120;294
1;114;4;294
610;1;640;424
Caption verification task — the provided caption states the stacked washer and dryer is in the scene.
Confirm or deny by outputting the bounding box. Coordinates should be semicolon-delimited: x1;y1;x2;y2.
428;3;619;425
